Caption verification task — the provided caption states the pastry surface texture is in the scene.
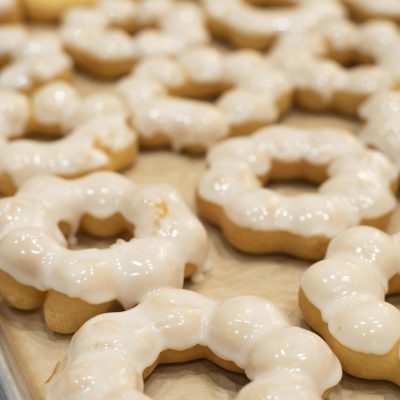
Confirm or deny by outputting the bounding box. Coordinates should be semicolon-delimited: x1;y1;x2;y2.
118;46;292;153
60;0;209;78
48;288;342;400
0;172;208;333
197;125;398;259
300;225;400;384
0;81;137;194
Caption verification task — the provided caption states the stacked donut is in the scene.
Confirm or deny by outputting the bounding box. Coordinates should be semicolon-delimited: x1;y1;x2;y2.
1;1;400;400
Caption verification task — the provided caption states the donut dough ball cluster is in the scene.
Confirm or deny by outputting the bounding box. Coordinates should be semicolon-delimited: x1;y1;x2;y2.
270;18;400;116
300;226;400;385
201;0;344;49
60;0;209;78
358;91;400;169
0;81;137;194
0;172;209;334
48;288;342;400
0;25;72;92
197;125;398;260
117;46;292;153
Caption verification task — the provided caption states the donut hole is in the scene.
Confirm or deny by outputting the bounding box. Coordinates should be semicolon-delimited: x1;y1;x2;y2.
58;213;134;250
143;346;247;398
263;159;326;195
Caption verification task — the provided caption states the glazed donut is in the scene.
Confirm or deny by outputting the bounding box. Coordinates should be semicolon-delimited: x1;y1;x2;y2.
47;288;342;399
0;82;137;194
201;0;344;50
117;46;292;154
0;0;22;22
0;25;72;92
358;91;400;169
60;0;209;78
197;125;398;260
299;225;400;384
0;173;208;334
342;0;400;22
271;18;400;116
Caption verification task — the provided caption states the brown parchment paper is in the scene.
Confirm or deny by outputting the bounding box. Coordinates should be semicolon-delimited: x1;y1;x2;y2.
1;72;400;400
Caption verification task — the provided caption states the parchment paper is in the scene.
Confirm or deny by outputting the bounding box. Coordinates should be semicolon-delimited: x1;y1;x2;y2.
1;73;400;400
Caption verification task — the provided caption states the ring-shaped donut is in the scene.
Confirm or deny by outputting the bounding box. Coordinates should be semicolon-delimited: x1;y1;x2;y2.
197;125;398;260
48;288;342;399
117;46;292;154
0;81;137;194
0;173;208;333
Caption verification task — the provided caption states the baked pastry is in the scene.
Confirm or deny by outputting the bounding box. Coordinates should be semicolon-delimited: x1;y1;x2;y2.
118;46;292;154
342;0;400;22
0;0;22;22
23;0;95;21
201;0;344;49
300;225;400;384
271;18;400;115
0;173;209;334
61;0;209;78
0;25;72;92
47;288;342;399
197;125;398;260
0;83;137;194
358;91;400;169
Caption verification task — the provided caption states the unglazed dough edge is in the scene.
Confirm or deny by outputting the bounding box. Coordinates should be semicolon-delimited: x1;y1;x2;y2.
196;194;392;261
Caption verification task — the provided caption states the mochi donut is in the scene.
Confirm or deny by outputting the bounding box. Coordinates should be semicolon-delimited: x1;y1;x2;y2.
197;125;398;260
47;288;342;400
0;26;72;93
60;0;209;78
0;83;137;195
342;0;400;22
271;18;400;116
0;173;209;334
201;0;344;49
299;225;400;384
358;91;400;169
0;0;22;22
117;47;292;154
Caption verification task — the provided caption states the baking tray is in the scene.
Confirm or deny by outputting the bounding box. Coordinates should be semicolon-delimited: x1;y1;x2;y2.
1;72;400;399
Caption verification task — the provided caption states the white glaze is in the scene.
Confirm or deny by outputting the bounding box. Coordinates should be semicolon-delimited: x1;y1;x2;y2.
359;91;400;169
0;90;30;139
301;225;400;354
0;28;72;92
117;47;292;150
198;125;397;238
47;288;341;400
0;174;208;306
61;0;209;67
271;18;400;103
0;116;137;188
202;0;344;45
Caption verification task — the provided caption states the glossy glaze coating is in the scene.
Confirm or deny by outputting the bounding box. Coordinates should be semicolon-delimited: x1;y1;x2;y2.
359;91;400;169
61;0;209;64
271;18;400;105
202;0;344;48
0;173;208;306
0;27;72;92
198;125;397;237
301;225;400;354
0;82;136;189
47;288;341;400
118;47;292;151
